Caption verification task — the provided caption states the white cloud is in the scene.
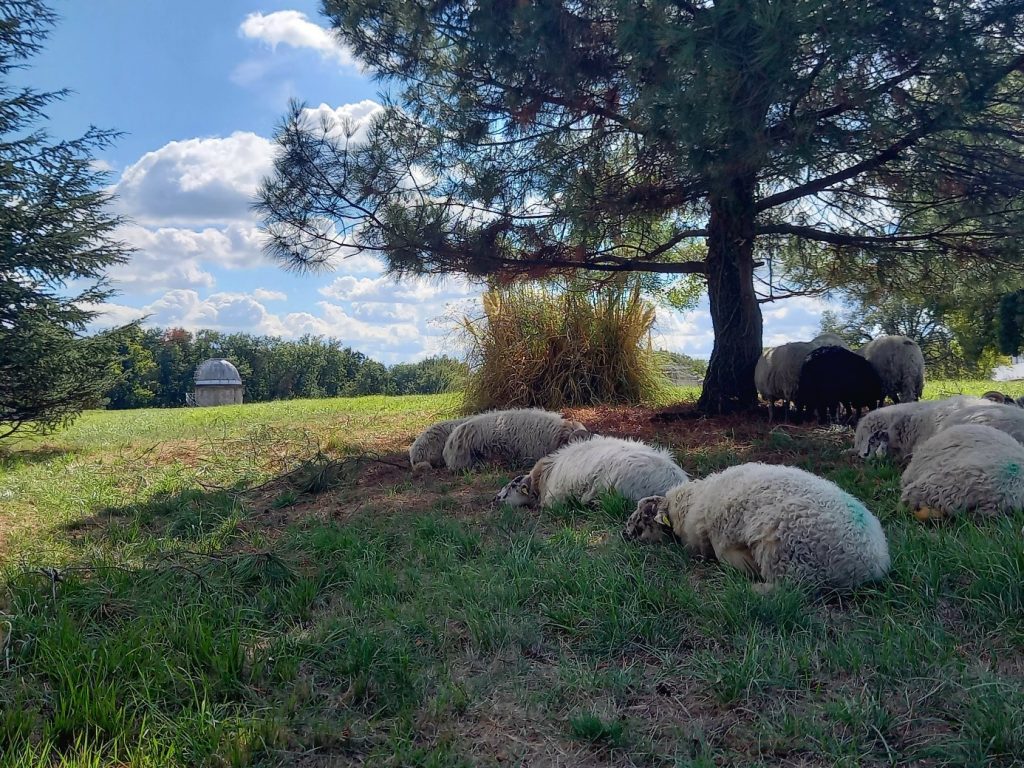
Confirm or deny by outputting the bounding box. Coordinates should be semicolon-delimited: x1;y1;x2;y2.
141;289;283;336
279;301;421;345
252;288;287;302
762;295;837;347
298;100;384;143
318;274;477;303
89;302;148;328
109;223;270;293
114;132;275;226
110;225;215;292
348;301;418;323
652;294;840;359
239;10;356;68
653;308;716;358
86;285;468;364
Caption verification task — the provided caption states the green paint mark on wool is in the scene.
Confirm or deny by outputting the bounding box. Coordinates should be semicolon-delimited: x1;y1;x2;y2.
843;494;869;530
1003;462;1021;480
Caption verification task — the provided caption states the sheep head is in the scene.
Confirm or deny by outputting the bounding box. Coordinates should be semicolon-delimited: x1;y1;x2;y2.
495;474;535;507
569;422;591;441
862;429;890;459
623;495;672;543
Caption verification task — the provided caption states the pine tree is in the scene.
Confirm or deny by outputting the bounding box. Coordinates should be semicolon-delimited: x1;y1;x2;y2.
0;0;131;437
258;0;1024;412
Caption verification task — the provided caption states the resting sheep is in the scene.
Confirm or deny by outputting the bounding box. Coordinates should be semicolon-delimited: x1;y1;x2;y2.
901;424;1024;521
755;341;813;421
495;435;688;508
623;463;890;592
940;399;1024;445
982;390;1024;407
442;408;588;470
853;396;980;461
861;335;925;405
794;345;882;424
409;417;469;472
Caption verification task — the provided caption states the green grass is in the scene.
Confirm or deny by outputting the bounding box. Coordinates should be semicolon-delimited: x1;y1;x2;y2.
1;382;1023;765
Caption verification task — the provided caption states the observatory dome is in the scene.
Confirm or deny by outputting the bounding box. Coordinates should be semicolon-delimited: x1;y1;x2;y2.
194;358;243;386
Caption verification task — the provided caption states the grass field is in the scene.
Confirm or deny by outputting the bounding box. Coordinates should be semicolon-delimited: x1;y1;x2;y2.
1;381;1023;766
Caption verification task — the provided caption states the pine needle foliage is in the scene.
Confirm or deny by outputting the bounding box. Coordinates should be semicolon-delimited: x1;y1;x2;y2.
259;0;1024;413
0;1;132;438
461;280;662;410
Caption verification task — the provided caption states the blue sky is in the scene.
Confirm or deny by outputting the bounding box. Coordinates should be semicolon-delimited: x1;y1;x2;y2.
29;0;831;363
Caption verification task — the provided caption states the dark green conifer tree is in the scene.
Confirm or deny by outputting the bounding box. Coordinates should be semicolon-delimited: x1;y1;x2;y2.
0;0;131;437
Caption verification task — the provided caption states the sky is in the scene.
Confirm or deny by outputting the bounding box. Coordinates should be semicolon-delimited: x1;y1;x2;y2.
25;0;833;363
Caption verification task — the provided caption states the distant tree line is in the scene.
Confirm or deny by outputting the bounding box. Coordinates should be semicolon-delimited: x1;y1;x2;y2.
105;326;467;409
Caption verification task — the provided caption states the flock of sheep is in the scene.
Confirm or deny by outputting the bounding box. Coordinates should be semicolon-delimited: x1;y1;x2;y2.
755;332;926;423
407;380;1024;593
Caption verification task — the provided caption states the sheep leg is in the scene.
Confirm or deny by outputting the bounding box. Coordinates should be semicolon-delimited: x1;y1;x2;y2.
718;544;762;581
752;582;778;595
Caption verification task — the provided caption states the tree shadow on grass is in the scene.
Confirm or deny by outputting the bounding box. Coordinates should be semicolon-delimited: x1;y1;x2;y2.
53;449;503;557
0;445;79;471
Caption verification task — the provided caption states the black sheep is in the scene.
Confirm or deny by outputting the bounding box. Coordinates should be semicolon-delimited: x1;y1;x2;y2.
794;345;883;425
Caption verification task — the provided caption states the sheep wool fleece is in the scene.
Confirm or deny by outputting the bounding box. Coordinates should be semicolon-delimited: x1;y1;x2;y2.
442;408;585;470
901;424;1024;519
532;435;688;507
664;463;890;590
408;417;469;470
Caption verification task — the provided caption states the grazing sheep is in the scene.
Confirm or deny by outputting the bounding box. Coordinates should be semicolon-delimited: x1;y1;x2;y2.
408;417;469;472
810;332;851;350
901;424;1024;521
852;396;980;461
794;345;883;424
623;463;890;592
755;341;813;420
861;335;925;404
442;408;588;470
495;435;688;508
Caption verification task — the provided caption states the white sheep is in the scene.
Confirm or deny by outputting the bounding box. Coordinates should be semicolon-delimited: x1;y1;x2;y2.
901;424;1024;521
810;332;851;350
623;463;890;592
853;396;980;461
408;417;469;472
939;399;1024;444
494;435;688;508
861;335;925;404
442;408;588;471
754;341;812;420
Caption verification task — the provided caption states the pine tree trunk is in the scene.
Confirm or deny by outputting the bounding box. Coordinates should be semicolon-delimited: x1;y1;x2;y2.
697;175;763;415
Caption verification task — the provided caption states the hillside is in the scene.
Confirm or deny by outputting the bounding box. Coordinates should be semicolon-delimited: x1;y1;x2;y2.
1;383;1023;765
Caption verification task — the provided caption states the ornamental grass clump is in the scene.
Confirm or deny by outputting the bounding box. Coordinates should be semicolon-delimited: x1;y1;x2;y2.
461;281;663;410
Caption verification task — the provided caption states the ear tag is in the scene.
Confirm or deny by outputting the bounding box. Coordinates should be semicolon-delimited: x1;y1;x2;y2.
520;484;530;494
654;511;670;527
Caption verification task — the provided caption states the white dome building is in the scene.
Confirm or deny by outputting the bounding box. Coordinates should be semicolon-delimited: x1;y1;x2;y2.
193;358;243;406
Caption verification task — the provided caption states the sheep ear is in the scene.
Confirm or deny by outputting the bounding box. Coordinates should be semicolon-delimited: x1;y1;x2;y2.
654;511;671;528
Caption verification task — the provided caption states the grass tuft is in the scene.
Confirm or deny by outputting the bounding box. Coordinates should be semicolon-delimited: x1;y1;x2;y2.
568;711;629;747
460;280;665;410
